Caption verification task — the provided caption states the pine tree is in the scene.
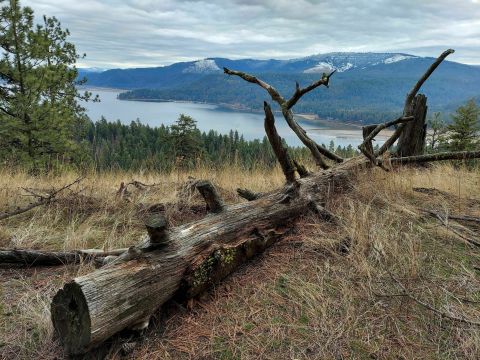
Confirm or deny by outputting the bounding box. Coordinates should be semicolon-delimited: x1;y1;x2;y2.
0;0;96;168
169;114;203;168
447;99;480;151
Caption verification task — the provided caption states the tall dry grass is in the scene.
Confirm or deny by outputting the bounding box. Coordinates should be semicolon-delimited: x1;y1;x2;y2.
1;163;479;359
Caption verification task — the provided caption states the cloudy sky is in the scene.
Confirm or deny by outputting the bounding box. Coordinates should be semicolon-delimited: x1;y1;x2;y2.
23;0;480;68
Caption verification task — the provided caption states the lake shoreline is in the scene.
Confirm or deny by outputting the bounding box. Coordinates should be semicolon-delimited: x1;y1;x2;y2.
82;88;392;146
116;95;365;131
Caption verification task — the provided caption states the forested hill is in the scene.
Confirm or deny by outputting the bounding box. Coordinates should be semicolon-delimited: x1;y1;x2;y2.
80;53;480;124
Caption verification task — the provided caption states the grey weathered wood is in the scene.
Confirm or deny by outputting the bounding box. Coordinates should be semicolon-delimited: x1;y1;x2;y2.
237;188;262;201
144;214;170;247
195;180;225;213
50;158;362;355
390;150;480;164
263;101;297;183
397;94;428;156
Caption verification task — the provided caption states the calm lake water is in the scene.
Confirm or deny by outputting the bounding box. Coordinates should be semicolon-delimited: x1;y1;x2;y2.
83;89;370;147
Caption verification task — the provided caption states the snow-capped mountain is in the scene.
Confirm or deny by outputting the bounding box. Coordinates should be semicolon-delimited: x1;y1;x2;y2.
300;53;417;73
81;52;470;91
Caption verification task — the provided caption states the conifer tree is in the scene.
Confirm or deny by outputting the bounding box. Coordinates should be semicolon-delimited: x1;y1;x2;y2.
0;0;96;168
446;99;480;151
169;114;204;168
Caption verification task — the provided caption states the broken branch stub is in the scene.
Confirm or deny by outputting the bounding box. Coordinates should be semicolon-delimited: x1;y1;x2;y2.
195;180;225;213
145;214;170;247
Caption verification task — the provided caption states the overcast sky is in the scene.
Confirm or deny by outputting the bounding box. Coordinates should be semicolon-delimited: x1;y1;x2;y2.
23;0;480;68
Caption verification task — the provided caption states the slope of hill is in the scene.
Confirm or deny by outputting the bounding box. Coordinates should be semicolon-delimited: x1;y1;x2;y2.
1;164;479;358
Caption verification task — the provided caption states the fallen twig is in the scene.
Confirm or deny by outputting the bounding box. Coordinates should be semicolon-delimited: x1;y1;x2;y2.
388;271;480;327
423;209;480;248
0;177;84;221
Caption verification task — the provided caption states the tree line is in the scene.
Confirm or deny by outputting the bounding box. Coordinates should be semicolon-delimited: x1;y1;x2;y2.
81;114;359;171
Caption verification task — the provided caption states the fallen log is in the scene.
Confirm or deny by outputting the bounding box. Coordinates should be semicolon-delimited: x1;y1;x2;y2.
0;248;127;266
50;159;359;355
50;49;480;355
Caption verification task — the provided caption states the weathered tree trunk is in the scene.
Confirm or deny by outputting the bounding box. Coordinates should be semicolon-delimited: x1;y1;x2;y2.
397;94;428;156
50;159;361;355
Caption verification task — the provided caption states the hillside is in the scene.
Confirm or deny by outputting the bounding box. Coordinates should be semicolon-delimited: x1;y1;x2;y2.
1;165;479;359
79;53;480;123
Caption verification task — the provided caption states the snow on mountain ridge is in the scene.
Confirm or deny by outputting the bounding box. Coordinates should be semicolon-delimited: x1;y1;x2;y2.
383;54;415;64
182;59;221;74
302;53;417;73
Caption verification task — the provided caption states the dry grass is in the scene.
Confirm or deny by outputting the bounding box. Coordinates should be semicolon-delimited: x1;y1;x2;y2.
1;163;480;359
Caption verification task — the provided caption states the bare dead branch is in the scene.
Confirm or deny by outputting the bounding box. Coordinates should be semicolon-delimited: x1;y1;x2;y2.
378;49;454;155
223;67;284;104
316;144;344;163
445;214;480;224
281;108;330;169
224;66;342;168
424;209;480;248
264;101;297;183
389;150;480;165
286;70;336;109
359;116;414;167
362;116;414;150
293;159;310;178
388;271;480;327
0;177;84;221
404;49;454;116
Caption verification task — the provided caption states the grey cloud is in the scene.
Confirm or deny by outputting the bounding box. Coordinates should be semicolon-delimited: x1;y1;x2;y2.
22;0;480;67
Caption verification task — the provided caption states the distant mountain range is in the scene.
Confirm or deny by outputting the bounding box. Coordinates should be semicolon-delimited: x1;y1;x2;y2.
78;52;480;123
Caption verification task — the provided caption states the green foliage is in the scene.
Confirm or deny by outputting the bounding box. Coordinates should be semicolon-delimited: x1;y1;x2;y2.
82;116;359;172
169;114;204;168
446;99;480;151
0;0;96;169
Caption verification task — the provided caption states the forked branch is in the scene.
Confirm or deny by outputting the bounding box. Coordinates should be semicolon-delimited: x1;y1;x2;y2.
224;67;343;168
358;116;414;168
223;67;284;104
0;177;83;221
286;70;336;109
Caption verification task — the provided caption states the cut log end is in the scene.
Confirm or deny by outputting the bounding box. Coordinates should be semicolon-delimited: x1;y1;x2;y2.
51;282;91;355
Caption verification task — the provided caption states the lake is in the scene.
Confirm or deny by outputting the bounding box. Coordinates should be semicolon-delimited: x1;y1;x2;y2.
83;89;385;148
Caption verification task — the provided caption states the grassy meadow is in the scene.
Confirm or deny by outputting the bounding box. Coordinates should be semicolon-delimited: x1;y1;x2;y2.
0;163;479;359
